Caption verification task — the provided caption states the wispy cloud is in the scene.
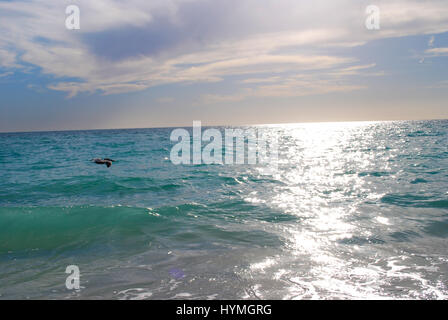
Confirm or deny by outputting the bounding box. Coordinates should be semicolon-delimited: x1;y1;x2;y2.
202;73;368;104
327;64;385;77
0;71;13;78
427;80;448;88
425;47;448;56
0;48;19;69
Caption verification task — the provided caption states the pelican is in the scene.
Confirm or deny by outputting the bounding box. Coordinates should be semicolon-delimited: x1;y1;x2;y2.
91;158;115;168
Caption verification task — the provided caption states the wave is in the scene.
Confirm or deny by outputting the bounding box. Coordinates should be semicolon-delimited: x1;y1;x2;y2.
0;204;284;255
380;194;448;208
0;206;160;254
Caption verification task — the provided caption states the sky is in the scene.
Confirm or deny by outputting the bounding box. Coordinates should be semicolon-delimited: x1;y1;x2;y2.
0;0;447;132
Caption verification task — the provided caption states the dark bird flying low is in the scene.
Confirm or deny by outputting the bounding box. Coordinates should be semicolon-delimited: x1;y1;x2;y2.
91;158;115;168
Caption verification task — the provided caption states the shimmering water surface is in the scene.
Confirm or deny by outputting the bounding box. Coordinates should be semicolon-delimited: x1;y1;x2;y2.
0;120;447;299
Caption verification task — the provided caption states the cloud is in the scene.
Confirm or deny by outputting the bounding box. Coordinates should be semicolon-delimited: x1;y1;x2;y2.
26;83;47;93
202;70;369;104
425;47;448;56
202;81;367;104
1;0;448;98
0;48;19;69
427;80;448;89
327;64;383;77
0;71;13;78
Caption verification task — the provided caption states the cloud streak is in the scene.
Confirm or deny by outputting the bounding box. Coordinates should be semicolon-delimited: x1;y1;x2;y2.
425;47;448;56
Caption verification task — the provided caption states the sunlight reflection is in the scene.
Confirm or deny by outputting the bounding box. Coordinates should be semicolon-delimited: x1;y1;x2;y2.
248;122;394;299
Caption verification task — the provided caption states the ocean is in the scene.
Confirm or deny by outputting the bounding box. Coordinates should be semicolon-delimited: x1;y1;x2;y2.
0;120;447;299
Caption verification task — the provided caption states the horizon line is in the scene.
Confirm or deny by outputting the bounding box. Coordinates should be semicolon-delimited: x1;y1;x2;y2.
1;117;447;134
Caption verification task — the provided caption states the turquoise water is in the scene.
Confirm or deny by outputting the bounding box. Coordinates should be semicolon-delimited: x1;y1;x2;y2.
0;120;447;299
